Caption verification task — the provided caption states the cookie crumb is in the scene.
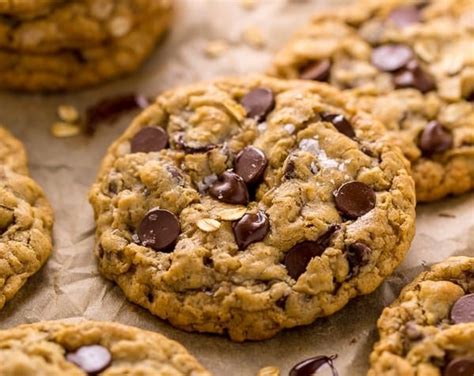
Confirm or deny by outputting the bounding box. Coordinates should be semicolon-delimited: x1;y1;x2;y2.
51;122;81;138
242;26;265;49
240;0;257;10
257;366;280;376
197;218;221;233
57;105;80;123
204;39;229;58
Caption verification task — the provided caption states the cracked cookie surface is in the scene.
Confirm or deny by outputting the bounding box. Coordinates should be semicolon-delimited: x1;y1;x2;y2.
89;75;416;341
0;320;211;375
0;0;172;92
269;0;474;202
369;257;474;376
0;127;53;310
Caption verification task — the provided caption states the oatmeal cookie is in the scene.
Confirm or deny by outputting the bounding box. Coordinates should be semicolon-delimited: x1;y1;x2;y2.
369;257;474;376
0;127;53;310
0;0;172;91
0;320;211;375
89;76;416;341
269;0;474;202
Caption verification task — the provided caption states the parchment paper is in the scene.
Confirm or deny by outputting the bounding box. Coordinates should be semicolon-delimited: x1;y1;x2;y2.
0;1;473;375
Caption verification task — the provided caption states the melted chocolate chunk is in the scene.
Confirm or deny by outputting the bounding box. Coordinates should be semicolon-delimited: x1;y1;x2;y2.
346;242;371;276
232;211;269;249
388;5;422;28
290;355;339;376
209;171;249;205
334;181;376;219
299;59;332;82
419;121;453;156
284;225;340;280
137;208;180;252
320;113;356;139
234;146;268;185
450;293;474;324
393;59;436;93
241;88;275;122
130;126;168;153
85;94;150;135
66;345;112;375
371;45;414;72
444;357;474;376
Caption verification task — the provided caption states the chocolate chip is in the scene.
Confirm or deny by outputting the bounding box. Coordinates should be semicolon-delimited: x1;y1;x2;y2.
321;113;356;139
209;171;249;205
299;59;332;81
371;44;414;72
137;208;180;252
130;127;168;153
419;121;453;156
450;293;474;324
232;211;269;249
85;94;150;135
334;181;376;219
66;345;112;375
284;225;340;280
393;59;436;93
241;88;275;122
346;242;371;275
444;357;474;376
234;146;268;185
290;355;338;376
388;5;422;28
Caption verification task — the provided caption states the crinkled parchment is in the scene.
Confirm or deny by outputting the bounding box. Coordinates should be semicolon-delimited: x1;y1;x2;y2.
0;0;472;375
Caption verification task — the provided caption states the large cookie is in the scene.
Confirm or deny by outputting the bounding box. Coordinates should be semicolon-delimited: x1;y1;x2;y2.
269;0;474;202
369;257;474;376
89;76;416;341
0;320;211;375
0;0;172;91
0;127;53;309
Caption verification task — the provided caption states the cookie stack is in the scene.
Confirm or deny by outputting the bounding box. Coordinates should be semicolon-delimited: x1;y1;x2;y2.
0;0;173;91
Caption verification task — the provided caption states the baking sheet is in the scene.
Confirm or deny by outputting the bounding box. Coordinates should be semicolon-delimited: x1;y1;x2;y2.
0;0;473;375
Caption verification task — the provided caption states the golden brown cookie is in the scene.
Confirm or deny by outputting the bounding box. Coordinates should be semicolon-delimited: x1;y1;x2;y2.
269;0;474;202
0;320;211;375
0;127;53;310
0;0;173;92
89;75;416;341
369;257;474;376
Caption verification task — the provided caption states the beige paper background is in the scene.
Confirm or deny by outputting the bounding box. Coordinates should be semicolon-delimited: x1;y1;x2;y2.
0;0;473;375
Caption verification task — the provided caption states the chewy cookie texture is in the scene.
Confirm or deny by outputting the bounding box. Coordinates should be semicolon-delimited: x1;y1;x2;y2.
369;257;474;376
0;0;173;91
89;76;416;341
0;320;211;375
270;0;474;202
0;127;53;310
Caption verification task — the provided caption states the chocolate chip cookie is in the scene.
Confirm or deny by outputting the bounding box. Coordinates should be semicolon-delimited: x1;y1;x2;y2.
0;0;172;91
369;257;474;376
0;127;53;310
269;0;474;202
0;320;211;375
89;75;416;341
